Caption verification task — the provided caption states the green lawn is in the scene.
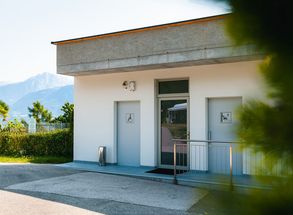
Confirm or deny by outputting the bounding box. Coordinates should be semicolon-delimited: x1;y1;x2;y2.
0;156;72;164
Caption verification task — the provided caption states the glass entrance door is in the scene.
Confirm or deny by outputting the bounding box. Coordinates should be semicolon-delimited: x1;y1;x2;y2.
160;99;188;168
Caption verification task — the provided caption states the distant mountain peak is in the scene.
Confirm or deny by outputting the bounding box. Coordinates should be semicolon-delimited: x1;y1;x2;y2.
10;85;73;118
24;72;73;86
0;72;73;105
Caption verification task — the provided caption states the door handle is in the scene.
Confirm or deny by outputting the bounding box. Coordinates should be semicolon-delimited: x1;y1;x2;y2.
208;131;212;140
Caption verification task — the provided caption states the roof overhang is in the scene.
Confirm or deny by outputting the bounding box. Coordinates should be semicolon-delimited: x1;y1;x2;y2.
52;14;230;46
52;14;263;76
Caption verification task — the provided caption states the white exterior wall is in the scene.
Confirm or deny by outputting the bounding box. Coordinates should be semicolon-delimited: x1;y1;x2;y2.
74;60;265;168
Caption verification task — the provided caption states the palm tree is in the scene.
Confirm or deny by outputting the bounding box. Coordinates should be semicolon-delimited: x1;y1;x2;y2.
0;100;9;121
28;101;52;123
60;102;74;123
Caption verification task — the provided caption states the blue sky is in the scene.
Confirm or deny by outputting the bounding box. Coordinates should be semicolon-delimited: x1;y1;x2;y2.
0;0;228;83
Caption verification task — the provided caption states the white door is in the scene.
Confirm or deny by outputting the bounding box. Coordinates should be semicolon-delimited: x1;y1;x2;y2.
208;97;242;175
117;101;140;166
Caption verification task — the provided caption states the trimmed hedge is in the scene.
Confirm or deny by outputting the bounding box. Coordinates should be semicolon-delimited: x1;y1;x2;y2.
0;129;73;157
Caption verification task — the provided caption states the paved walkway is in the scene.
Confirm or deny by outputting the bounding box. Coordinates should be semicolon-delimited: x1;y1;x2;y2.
0;190;101;215
7;172;207;210
0;163;214;215
58;162;272;191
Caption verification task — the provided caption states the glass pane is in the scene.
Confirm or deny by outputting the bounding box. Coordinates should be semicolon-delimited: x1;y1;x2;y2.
158;80;188;94
160;99;187;166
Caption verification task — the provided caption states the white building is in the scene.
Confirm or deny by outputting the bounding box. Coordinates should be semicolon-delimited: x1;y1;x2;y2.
52;14;265;175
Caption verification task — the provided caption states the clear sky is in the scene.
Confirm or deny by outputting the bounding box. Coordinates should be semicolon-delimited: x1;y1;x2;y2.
0;0;228;83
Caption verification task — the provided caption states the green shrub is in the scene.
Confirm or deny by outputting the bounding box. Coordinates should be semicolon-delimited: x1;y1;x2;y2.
0;119;27;133
0;129;73;157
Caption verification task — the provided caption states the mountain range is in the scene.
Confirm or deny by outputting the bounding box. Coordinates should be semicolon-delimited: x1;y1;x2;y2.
0;73;73;119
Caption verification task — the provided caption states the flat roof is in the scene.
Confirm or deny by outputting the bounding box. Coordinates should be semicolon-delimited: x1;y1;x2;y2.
51;13;229;45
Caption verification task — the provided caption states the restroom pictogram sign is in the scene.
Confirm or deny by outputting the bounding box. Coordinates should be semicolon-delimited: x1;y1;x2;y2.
220;112;232;123
126;113;134;123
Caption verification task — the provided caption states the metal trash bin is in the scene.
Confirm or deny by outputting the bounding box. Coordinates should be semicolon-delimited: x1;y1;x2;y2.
98;146;106;166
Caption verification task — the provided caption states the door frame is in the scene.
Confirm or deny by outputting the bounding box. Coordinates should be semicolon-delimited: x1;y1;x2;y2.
157;96;190;169
207;96;243;174
115;100;141;166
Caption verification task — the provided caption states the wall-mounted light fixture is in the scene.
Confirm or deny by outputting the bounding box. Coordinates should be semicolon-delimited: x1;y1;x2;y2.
122;81;136;91
122;81;128;90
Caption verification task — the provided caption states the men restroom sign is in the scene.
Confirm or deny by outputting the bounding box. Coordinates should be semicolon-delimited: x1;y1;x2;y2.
220;112;232;123
126;113;135;123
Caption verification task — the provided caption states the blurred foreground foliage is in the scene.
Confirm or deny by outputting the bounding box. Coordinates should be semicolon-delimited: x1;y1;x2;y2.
238;56;293;165
219;0;293;166
215;0;293;214
218;181;293;215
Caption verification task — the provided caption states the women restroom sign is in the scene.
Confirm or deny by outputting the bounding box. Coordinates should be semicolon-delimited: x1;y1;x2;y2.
220;112;232;123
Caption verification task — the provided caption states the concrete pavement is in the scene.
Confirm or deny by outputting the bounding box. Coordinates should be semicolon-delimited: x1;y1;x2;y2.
7;172;207;210
0;163;82;188
0;163;239;215
0;163;210;215
0;190;102;215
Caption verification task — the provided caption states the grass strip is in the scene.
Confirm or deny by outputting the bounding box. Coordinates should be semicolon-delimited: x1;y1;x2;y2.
0;156;72;164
